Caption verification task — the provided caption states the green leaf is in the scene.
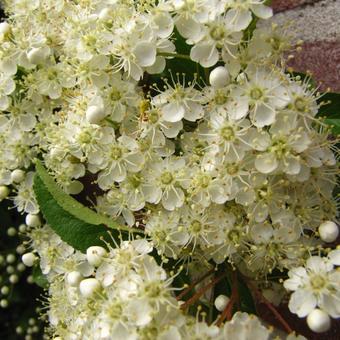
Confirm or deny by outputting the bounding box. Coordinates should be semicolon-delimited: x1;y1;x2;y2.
317;92;340;118
33;161;142;252
32;265;49;289
34;160;136;233
33;175;114;252
324;118;340;135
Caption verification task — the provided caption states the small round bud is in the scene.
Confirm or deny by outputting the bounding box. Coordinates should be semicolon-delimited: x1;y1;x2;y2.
6;254;16;264
16;245;25;254
17;263;26;272
7;227;16;237
307;309;331;333
11;169;25;183
27;47;48;65
214;294;230;312
28;318;35;326
27;275;34;284
25;214;41;228
6;266;14;274
79;278;101;298
209;66;230;88
16;326;23;334
0;186;10;201
86;105;106;124
0;299;8;308
9;274;19;284
0;22;10;36
86;246;107;267
22;253;36;267
66;271;82;287
1;286;9;295
18;224;27;233
319;221;339;243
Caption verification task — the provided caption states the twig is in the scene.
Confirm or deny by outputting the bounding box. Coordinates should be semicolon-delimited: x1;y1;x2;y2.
180;272;227;310
216;270;238;326
176;268;215;301
243;277;293;334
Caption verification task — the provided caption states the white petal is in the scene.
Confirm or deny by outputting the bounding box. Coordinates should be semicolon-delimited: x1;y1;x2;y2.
162;102;185;122
252;104;276;127
225;9;252;31
133;42;156;67
284;267;307;291
328;249;340;266
190;43;219;68
288;289;316;317
251;4;273;19
255;152;278;174
162;187;184;211
145;56;166;74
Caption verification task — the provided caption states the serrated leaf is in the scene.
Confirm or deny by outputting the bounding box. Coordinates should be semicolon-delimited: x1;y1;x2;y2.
34;160;136;233
33;175;115;253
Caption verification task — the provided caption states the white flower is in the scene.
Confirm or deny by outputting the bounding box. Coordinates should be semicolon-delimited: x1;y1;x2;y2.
97;135;145;189
142;156;186;211
0;73;15;110
284;256;340;318
153;80;205;123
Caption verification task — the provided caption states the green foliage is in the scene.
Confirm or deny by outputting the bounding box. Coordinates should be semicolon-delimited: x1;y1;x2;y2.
33;161;141;253
32;266;48;289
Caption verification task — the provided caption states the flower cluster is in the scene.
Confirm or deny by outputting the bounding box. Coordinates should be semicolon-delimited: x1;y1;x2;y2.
284;250;340;332
25;225;305;340
0;0;339;337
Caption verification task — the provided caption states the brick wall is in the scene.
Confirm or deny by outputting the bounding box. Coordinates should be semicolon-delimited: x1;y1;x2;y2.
270;0;340;92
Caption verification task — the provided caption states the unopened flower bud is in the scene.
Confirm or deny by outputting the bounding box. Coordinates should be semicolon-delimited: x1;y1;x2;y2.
86;246;107;267
66;271;82;287
9;274;19;284
0;22;10;36
25;214;41;228
319;221;338;243
22;253;36;267
0;186;9;201
0;299;8;308
86;105;106;124
11;169;25;183
79;278;101;298
307;309;331;333
214;294;230;312
6;254;15;264
209;66;230;88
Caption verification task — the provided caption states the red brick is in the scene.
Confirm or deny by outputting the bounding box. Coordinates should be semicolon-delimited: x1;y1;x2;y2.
271;0;319;13
287;40;340;92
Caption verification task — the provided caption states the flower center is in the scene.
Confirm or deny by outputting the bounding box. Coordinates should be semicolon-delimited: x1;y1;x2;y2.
226;163;239;175
310;275;326;290
294;97;307;112
110;146;122;160
160;171;173;185
195;174;210;188
190;220;202;233
210;26;225;42
250;88;263;100
220;126;235;141
214;89;229;105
